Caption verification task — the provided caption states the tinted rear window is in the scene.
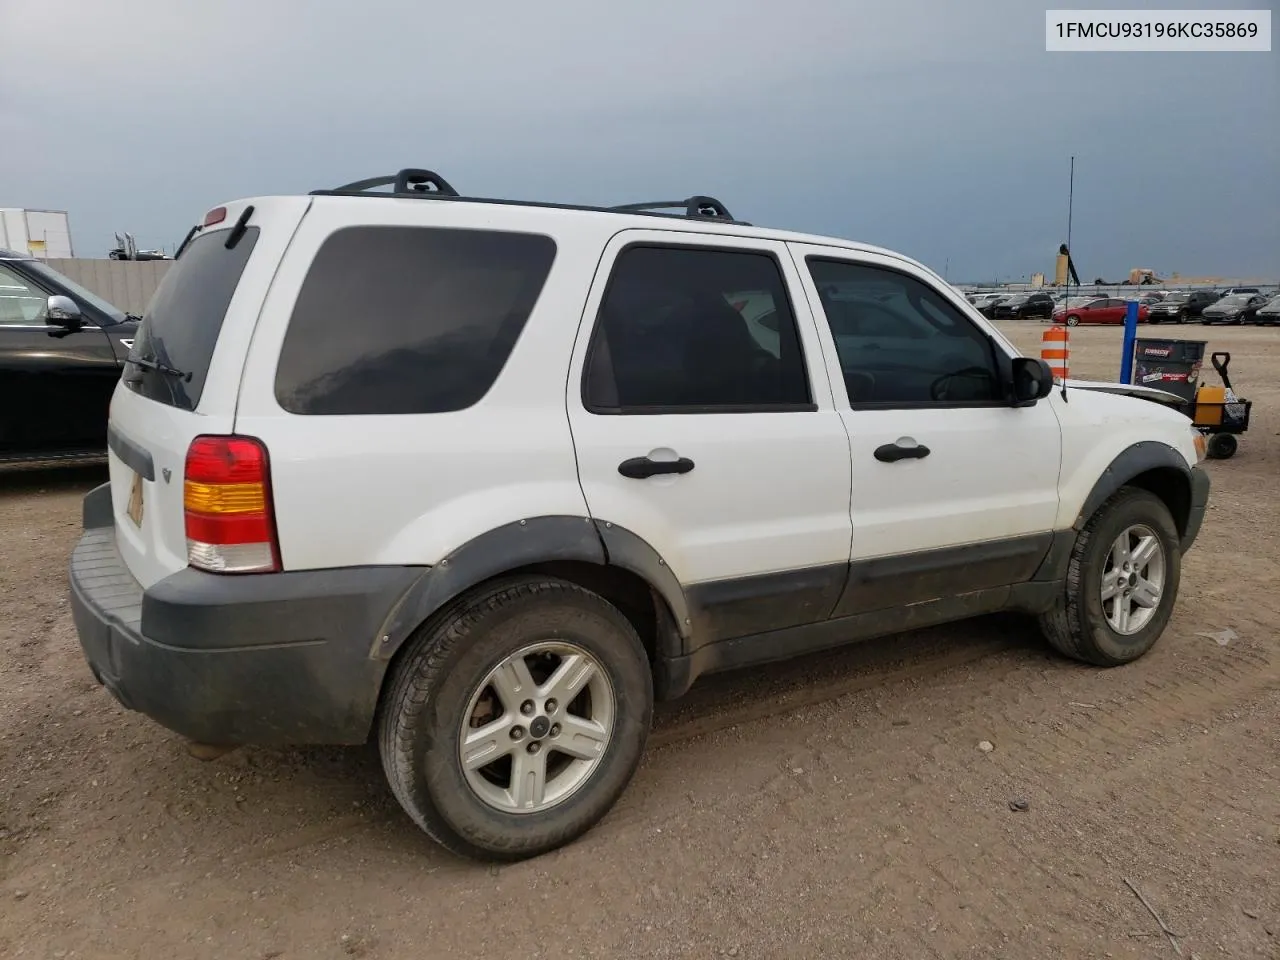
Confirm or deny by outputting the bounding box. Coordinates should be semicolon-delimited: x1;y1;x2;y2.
274;226;556;415
124;228;259;410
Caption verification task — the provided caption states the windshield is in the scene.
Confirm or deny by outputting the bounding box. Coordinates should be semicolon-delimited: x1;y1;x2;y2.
1217;295;1252;307
1163;292;1190;303
24;261;128;324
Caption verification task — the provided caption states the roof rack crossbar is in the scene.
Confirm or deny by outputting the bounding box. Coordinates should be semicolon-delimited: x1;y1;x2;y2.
311;168;460;197
610;196;735;221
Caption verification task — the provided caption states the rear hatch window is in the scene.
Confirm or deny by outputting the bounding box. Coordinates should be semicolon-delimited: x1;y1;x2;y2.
124;227;260;410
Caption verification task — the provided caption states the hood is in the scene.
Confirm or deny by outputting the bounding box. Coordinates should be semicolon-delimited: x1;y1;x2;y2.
1062;378;1187;409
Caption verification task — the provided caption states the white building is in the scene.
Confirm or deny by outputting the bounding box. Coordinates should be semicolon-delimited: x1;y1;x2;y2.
0;208;74;258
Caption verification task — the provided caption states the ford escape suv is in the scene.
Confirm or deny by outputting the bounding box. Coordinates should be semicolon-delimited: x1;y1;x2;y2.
69;169;1210;861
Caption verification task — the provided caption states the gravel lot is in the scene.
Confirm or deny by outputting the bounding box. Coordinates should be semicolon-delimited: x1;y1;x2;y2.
2;320;1277;960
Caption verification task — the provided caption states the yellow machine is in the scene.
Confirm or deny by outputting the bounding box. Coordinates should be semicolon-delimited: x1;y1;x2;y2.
1191;353;1251;459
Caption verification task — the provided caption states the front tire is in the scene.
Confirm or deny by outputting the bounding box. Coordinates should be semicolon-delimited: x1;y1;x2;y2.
1038;488;1182;666
1066;314;1081;327
378;575;653;861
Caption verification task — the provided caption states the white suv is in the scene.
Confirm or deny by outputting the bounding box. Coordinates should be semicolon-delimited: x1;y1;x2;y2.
70;169;1210;861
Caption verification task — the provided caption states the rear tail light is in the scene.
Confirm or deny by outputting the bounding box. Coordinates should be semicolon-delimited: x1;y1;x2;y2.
183;436;280;574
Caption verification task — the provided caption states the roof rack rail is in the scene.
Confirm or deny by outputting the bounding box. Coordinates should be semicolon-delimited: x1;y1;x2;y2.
308;169;749;224
311;168;460;197
611;196;736;221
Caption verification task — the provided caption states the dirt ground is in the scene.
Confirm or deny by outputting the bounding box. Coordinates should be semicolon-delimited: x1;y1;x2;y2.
1;320;1277;960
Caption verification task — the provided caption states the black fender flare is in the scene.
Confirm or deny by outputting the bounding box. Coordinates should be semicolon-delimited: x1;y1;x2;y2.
372;516;691;662
1073;441;1193;534
591;520;693;644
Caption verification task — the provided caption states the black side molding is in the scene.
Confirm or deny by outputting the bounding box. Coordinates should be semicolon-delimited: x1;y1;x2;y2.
107;423;154;481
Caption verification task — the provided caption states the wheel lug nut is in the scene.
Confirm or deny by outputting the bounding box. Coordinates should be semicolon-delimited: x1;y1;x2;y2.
510;726;524;740
520;700;535;716
550;723;561;737
545;699;558;714
527;742;541;754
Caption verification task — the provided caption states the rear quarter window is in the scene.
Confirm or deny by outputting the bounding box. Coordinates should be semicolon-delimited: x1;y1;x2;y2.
274;226;556;415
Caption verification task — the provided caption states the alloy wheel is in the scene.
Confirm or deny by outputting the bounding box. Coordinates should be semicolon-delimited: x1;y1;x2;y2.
459;641;616;814
1100;524;1166;635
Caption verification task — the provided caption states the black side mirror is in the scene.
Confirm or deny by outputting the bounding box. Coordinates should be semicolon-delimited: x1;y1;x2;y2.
1011;356;1055;405
44;295;84;333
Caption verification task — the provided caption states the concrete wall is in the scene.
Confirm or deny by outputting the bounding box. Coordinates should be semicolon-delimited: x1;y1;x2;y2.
45;259;172;315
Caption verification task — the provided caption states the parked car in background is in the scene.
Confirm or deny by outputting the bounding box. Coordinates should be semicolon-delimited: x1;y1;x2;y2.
967;292;1009;317
993;291;1056;319
1201;293;1269;325
1146;290;1220;324
1255;295;1280;326
980;294;1015;319
1218;286;1262;298
0;248;138;466
1053;297;1149;326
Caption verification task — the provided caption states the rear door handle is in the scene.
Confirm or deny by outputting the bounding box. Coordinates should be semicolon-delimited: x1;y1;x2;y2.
873;442;930;463
618;456;695;479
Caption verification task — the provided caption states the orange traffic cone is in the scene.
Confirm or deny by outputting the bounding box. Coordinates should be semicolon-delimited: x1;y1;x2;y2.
1041;326;1069;380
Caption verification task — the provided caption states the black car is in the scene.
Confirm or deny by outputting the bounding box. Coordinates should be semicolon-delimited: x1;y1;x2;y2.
1201;293;1269;325
1255;295;1280;326
0;249;137;465
973;293;1014;318
993;291;1056;320
1146;290;1220;324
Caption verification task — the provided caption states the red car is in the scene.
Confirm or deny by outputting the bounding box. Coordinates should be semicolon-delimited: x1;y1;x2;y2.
1053;297;1149;326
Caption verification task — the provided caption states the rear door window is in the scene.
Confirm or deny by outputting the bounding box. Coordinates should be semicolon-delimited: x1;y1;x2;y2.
582;244;812;412
125;228;260;410
275;226;556;415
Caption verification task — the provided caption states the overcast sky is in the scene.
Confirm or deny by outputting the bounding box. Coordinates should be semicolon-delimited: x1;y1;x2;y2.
2;0;1276;281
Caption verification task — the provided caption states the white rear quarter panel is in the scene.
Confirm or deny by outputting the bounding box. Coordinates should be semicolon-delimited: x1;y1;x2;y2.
232;198;610;570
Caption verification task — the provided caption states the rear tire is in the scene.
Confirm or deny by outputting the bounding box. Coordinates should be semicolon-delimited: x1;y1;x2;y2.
378;575;653;861
1038;488;1182;667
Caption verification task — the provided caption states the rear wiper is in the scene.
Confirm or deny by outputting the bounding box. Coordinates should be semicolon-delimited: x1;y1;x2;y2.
127;355;192;382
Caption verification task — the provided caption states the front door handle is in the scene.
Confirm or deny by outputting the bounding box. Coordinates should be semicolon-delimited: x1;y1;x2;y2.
618;456;695;479
874;442;931;463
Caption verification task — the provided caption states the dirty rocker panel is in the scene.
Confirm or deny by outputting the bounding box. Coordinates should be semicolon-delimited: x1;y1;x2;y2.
832;532;1055;618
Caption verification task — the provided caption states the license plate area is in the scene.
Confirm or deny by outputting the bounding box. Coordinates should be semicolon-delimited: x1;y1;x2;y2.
126;470;145;528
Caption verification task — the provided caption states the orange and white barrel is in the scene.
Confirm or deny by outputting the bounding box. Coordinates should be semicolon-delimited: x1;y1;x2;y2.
1041;326;1069;380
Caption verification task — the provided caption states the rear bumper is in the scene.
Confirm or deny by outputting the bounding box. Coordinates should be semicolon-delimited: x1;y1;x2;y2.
1182;465;1211;553
68;483;422;745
